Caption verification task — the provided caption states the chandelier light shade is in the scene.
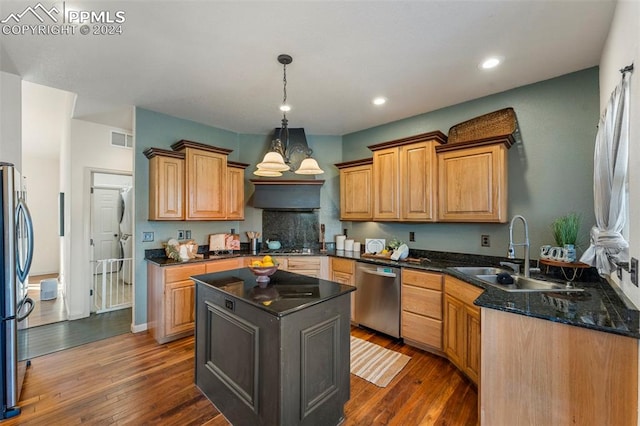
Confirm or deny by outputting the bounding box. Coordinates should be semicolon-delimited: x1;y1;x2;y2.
254;54;324;176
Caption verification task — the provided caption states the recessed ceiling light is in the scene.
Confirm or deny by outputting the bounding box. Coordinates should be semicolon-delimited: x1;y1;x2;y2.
480;57;502;70
372;97;387;106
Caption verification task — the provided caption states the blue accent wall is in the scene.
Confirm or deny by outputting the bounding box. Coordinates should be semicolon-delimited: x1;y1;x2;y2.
342;67;599;261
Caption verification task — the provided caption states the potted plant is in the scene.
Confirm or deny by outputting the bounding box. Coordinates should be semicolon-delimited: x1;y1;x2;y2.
551;212;581;262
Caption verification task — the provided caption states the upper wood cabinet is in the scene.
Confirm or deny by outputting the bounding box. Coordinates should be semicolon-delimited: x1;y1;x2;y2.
144;148;185;221
368;131;446;222
146;140;248;221
173;140;231;220
436;136;512;223
226;161;248;220
334;158;373;221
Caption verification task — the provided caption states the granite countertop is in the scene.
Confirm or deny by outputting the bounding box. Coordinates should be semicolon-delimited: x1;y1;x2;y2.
145;247;640;338
191;268;355;318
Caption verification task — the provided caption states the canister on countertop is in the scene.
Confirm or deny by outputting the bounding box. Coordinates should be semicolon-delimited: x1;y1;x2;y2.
336;235;346;250
344;239;354;251
353;242;361;253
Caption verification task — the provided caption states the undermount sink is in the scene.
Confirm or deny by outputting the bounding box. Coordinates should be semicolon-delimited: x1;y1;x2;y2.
452;266;584;293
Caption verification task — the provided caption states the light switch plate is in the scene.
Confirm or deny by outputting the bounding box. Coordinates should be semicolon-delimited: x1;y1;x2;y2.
177;230;185;239
142;231;154;242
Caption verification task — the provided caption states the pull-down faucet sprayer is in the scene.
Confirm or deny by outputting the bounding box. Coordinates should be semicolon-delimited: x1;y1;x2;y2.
507;215;531;278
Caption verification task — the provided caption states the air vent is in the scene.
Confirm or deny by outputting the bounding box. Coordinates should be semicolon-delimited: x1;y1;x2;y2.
111;130;133;148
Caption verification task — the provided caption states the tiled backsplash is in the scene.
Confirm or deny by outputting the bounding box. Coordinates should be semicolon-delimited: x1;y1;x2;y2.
262;210;320;250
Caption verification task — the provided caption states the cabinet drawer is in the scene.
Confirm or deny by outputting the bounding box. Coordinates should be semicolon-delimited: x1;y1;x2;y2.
402;311;442;349
402;285;442;320
331;257;355;274
444;275;483;306
164;264;206;283
332;271;354;285
287;257;321;269
205;258;243;273
402;269;442;290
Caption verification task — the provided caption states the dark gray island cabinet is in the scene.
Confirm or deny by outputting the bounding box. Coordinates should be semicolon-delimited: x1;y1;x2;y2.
192;268;355;426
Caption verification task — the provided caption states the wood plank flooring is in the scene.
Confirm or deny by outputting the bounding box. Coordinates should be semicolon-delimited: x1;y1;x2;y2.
8;327;478;425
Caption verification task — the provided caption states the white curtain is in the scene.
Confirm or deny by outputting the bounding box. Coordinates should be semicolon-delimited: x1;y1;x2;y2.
580;73;630;275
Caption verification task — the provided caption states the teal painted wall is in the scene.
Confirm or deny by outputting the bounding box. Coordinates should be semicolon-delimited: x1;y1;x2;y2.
134;108;241;326
342;67;599;260
133;67;598;327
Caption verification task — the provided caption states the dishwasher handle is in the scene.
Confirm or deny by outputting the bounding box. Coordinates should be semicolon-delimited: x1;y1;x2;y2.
360;268;397;278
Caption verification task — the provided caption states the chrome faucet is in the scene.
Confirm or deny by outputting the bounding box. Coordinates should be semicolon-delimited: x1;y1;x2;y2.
508;214;530;277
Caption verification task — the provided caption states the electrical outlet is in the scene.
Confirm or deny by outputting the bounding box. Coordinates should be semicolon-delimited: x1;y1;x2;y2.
343;229;348;237
481;234;490;247
409;231;415;242
177;230;185;239
185;230;191;239
142;231;154;242
631;257;638;287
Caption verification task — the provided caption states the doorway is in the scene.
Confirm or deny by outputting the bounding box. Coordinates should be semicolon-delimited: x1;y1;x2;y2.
90;172;133;314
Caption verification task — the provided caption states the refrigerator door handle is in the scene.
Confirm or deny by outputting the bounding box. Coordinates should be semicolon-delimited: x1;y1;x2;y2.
15;199;34;283
16;297;34;322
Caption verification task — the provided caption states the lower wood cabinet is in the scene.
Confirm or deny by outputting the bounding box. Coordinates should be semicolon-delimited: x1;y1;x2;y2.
481;308;638;425
330;257;356;321
401;269;443;352
148;258;244;344
443;275;483;384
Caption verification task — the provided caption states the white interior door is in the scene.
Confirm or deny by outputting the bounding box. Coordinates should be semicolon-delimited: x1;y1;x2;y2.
91;188;120;261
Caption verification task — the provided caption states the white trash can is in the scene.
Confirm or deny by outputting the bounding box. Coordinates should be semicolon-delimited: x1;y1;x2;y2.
40;278;58;301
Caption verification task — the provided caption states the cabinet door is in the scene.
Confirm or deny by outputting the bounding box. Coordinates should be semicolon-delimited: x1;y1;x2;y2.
402;310;442;349
185;148;227;219
226;166;245;220
465;305;481;383
401;141;436;221
164;279;195;336
443;293;464;369
339;164;372;221
149;155;184;220
438;144;507;223
373;147;400;220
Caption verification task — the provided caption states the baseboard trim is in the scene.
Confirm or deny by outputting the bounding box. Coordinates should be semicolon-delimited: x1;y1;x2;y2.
131;322;147;333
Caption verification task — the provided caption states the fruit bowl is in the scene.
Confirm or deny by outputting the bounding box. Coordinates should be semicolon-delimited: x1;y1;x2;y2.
248;264;279;284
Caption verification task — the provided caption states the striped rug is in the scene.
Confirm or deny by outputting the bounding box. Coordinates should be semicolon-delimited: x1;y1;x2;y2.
350;336;411;387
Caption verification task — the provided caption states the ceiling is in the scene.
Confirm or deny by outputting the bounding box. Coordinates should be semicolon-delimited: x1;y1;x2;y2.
1;1;616;136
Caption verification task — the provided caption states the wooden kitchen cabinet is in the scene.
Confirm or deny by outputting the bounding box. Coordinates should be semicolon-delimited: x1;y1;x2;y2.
226;161;248;220
330;257;356;321
368;131;446;222
147;258;245;344
285;256;328;279
334;158;373;221
401;269;443;352
144;148;185;220
146;140;247;221
173;140;231;220
481;308;638;425
443;275;483;384
436;136;512;223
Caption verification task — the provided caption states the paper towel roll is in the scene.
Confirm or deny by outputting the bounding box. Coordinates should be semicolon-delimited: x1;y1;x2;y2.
344;239;354;251
336;235;346;250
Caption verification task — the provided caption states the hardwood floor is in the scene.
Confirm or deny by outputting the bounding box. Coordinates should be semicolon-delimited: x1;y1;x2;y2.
8;327;478;425
27;274;66;328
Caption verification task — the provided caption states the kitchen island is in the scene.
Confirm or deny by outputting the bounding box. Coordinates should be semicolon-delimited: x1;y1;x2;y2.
191;268;355;426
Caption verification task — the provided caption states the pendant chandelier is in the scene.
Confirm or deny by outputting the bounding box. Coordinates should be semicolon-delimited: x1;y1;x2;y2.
254;54;324;176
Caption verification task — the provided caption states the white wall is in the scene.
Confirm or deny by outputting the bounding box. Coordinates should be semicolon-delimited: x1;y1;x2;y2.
0;71;22;168
599;0;640;307
22;155;60;275
64;119;133;320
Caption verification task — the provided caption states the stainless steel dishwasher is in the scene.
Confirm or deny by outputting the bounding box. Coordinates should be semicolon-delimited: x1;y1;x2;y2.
354;262;401;338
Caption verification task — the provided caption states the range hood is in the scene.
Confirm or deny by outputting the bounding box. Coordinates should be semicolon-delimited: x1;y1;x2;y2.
250;179;324;211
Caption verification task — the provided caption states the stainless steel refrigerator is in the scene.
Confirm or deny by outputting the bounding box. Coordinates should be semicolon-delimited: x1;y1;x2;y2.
1;162;35;419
